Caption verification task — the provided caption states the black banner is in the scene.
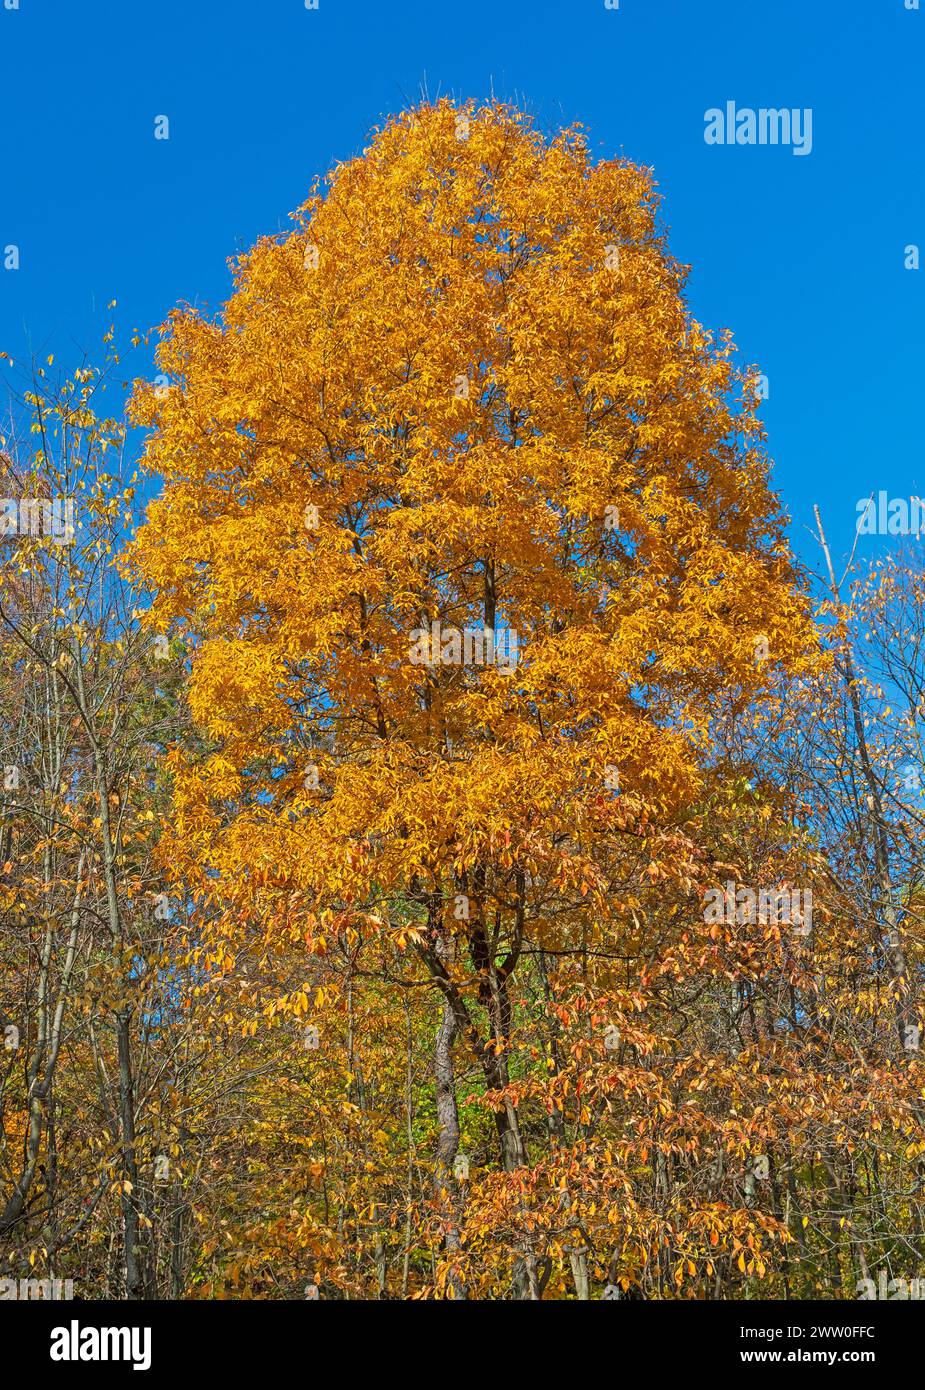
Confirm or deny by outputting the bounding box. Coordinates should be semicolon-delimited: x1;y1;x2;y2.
7;1297;920;1381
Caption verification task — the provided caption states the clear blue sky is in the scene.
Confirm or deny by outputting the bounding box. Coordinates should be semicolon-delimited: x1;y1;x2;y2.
1;0;921;572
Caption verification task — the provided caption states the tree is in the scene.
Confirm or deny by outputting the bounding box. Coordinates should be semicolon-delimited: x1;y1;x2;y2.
0;353;203;1298
128;100;818;1298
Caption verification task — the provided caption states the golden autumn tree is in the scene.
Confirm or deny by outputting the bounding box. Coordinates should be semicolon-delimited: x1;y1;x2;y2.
127;100;820;1298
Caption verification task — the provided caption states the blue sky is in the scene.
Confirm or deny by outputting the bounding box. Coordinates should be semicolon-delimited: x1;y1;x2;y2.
1;0;921;573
